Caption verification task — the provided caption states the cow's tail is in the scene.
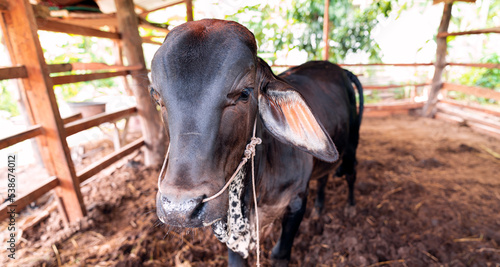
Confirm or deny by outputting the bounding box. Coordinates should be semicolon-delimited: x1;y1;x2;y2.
343;69;364;128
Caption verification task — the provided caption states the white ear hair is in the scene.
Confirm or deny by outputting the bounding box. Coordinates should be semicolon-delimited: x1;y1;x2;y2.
259;89;338;163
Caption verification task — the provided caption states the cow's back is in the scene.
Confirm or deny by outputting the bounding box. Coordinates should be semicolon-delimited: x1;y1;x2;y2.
278;61;358;163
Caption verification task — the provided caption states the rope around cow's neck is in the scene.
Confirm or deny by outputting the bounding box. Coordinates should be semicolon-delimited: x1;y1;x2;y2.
158;119;262;265
202;119;261;202
202;118;262;266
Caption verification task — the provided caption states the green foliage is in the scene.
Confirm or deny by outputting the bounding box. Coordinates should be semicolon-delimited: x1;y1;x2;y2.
450;53;500;104
0;83;20;117
363;90;382;104
42;34;118;102
458;53;500;90
227;0;392;63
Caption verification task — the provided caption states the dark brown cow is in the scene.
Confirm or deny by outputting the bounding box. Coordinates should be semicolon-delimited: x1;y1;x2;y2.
150;19;364;266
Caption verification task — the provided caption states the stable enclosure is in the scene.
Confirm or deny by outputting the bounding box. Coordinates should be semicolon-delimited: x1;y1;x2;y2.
0;0;499;266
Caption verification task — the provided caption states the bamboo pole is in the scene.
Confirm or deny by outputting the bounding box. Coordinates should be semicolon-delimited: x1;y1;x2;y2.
114;0;166;166
423;2;453;117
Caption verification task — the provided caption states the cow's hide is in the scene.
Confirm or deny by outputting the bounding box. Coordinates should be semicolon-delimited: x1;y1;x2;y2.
211;166;256;258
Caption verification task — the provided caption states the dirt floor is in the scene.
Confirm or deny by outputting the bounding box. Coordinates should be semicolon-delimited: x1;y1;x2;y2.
2;114;500;267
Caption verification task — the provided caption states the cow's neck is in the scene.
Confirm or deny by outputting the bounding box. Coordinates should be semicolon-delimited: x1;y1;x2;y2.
245;118;313;227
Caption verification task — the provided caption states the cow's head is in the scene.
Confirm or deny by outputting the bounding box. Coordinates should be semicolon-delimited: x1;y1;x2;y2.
150;19;337;228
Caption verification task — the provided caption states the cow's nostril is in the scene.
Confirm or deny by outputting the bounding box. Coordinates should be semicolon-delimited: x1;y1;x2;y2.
190;195;206;219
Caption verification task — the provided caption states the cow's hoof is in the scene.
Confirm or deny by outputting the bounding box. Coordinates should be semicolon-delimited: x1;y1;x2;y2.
310;207;321;220
270;243;290;267
344;204;357;218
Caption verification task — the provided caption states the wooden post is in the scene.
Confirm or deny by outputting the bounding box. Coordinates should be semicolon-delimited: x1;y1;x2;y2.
0;12;44;167
112;26;132;96
2;0;86;222
423;2;453;117
322;0;330;60
185;0;193;21
114;0;166;166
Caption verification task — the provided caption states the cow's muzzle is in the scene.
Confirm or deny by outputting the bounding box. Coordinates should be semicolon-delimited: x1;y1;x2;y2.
156;179;228;228
156;190;208;228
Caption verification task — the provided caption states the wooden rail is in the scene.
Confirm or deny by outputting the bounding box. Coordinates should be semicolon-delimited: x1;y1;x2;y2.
142;36;163;45
77;137;144;183
271;63;435;68
62;113;83;124
64;107;137;136
273;62;499;70
48;63;142;73
0;125;43;150
437;103;500;129
447;63;500;69
437;27;500;38
364;102;424;117
363;83;430;90
339;63;434;67
52;70;130;85
139;21;169;34
36;18;120;39
442;82;500;102
439;99;500;117
365;102;424;111
0;65;27;80
0;176;59;221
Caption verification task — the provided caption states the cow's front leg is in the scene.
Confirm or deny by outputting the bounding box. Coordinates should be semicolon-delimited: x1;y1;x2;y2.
270;192;308;267
228;249;247;267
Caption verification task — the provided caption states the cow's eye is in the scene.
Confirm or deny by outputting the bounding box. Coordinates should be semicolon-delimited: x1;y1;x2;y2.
150;87;162;106
238;88;252;102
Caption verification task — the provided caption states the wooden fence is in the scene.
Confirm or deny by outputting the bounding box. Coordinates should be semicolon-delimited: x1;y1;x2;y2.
0;0;498;223
0;0;183;223
272;60;499;130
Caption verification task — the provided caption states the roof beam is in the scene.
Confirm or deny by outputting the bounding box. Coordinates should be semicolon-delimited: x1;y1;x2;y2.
139;0;184;17
36;18;120;39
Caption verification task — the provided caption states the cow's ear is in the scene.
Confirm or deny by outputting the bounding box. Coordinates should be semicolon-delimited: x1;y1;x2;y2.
258;80;339;163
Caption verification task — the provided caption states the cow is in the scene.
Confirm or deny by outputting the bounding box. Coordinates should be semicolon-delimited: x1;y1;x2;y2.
150;19;364;266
